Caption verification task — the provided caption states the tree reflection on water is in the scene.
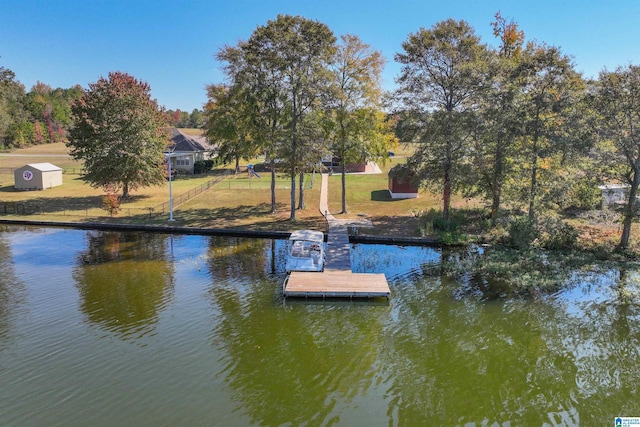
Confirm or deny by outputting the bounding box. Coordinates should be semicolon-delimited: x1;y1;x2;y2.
1;226;639;425
0;233;27;350
73;230;175;339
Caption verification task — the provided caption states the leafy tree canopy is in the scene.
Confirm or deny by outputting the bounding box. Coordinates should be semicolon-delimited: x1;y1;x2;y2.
395;19;490;220
593;65;640;247
236;14;337;219
68;71;168;197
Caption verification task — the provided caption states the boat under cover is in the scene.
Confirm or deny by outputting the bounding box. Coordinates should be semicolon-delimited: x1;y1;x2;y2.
285;230;325;272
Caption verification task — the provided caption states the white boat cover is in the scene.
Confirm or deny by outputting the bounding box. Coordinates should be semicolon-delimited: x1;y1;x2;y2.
289;230;324;242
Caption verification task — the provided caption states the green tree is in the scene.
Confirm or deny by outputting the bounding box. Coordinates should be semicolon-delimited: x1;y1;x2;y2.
0;63;27;148
5;121;33;147
68;71;168;198
216;40;287;214
326;34;396;214
204;83;258;174
242;14;336;219
21;82;81;145
518;42;582;222
189;108;204;128
474;13;527;225
395;19;489;221
593;65;640;248
178;111;190;127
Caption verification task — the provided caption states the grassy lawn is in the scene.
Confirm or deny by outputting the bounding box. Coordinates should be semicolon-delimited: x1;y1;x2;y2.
0;142;435;235
326;156;482;236
4;141;640;249
0;143;83;173
177;174;326;232
0;143;329;232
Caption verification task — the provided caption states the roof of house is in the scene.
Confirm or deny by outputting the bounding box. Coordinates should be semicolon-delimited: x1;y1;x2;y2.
167;128;215;153
23;163;62;172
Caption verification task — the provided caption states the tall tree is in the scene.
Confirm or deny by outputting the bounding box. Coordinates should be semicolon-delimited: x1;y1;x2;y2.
518;42;582;222
242;14;336;219
593;65;640;248
204;83;258;173
475;13;526;225
326;34;395;214
395;19;489;221
216;40;286;214
68;71;168;198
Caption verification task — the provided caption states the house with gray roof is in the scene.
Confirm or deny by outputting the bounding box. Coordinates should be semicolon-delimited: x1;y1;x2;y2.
166;128;216;174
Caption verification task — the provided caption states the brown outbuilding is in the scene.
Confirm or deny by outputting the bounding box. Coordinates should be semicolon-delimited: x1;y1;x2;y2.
388;164;419;199
14;163;63;190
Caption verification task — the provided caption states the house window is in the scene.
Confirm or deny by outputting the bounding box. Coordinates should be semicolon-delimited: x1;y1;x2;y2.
176;156;190;166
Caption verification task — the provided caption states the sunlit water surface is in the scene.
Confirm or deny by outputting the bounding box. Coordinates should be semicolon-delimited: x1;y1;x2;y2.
0;225;639;426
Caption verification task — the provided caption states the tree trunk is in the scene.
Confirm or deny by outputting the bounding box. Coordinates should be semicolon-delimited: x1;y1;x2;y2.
297;172;305;209
341;163;347;214
490;138;505;226
528;131;539;224
270;159;276;213
443;117;452;222
443;170;451;222
290;95;298;220
619;166;640;248
122;182;129;199
290;172;296;219
234;156;240;175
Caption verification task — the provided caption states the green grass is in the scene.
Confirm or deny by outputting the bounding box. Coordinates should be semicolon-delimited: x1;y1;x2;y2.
6;142;640;258
0;142;483;237
325;156;483;236
0;144;330;232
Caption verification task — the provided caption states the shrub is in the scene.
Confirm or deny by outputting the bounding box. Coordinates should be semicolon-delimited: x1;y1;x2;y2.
539;216;579;250
193;160;215;174
506;216;537;249
416;208;468;244
567;178;602;211
102;193;121;216
439;230;468;245
504;215;578;250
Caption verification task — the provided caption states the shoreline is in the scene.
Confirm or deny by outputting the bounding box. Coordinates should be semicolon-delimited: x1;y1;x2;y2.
0;218;442;246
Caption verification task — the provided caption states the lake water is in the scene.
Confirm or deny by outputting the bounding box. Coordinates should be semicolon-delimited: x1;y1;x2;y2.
1;225;639;426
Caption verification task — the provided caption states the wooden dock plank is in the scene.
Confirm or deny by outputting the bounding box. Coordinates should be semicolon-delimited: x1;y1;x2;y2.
284;270;390;298
324;224;352;271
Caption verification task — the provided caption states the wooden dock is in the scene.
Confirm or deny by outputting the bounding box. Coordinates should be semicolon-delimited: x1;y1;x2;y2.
283;270;390;298
282;173;390;299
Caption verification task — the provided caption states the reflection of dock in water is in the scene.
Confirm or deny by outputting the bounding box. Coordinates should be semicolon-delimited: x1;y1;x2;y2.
282;173;390;299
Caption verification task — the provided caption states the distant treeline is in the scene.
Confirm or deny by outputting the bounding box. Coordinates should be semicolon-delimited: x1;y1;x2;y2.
0;66;203;149
166;108;204;129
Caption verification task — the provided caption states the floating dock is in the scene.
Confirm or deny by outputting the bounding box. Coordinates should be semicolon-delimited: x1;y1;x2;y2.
282;173;390;299
283;270;390;299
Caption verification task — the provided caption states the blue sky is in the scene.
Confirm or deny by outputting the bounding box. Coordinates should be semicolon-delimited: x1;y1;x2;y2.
1;0;639;112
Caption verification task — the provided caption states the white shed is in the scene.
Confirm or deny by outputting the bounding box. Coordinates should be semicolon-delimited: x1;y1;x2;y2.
598;184;629;206
14;163;63;190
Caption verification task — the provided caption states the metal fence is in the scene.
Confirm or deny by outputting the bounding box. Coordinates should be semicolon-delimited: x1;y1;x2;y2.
220;178;294;190
0;202;155;218
219;172;321;190
0;170;311;219
153;174;228;214
0;167;84;175
0;173;229;219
